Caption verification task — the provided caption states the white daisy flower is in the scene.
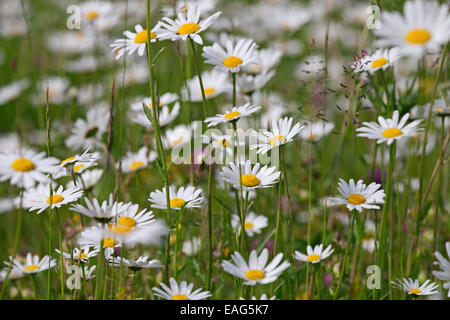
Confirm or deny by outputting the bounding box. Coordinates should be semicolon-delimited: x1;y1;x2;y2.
432;242;450;297
5;253;56;275
203;38;258;73
356;110;422;145
81;265;96;280
110;203;156;233
130;93;180;128
294;244;334;264
374;0;450;58
66;105;109;150
55;246;99;263
231;211;268;237
153;277;212;300
391;277;439;296
0;79;30;105
107;219;168;247
108;256;163;271
0;267;23;282
162;124;192;149
352;48;401;75
182;69;231;102
66;169;104;189
362;237;376;253
0;148;59;188
298;121;335;142
80;0;117;32
221;160;281;192
149;185;204;211
222;248;290;286
23;184;83;214
71;194;130;223
157;3;221;45
53;148;100;179
37;77;70;105
77;224;121;260
119;146;157;173
182;237;201;256
110;24;160;60
250;117;304;154
204;103;261;127
328;178;386;213
240;294;277;300
161;0;218;18
244;48;282;75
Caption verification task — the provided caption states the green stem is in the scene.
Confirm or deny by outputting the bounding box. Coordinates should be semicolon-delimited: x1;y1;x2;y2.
55;207;65;300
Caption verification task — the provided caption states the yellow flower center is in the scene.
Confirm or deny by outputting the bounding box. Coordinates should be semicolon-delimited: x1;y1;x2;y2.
217;138;228;147
177;22;201;35
409;288;422;295
170;198;186;209
405;29;431;44
245;269;265;280
118;216;137;228
241;174;260;188
24;265;39;272
223;56;243;68
347;194;366;205
371;57;388;69
61;156;75;165
224;111;241;120
46;194;64;205
134;30;156;44
436;107;443;112
309;134;318;140
307;254;321;262
171;138;183;147
172;294;189;300
76;253;88;260
103;237;116;248
244;222;254;230
204;87;216;95
109;223;132;234
73;164;84;172
269;135;286;146
11;158;35;172
382;128;403;138
130;161;144;170
86;11;99;20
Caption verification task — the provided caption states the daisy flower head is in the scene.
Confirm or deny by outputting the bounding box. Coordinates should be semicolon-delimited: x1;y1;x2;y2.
374;0;450;58
352;48;401;75
149;185;204;211
80;0;116;31
183;69;230;102
221;160;281;192
294;244;334;264
391;277;439;296
119;146;157;174
77;224;121;259
110;24;160;60
432;242;450;297
328;178;386;213
356;110;422;145
298;121;335;142
240;294;277;300
109;203;156;233
231;211;268;237
0;148;59;188
81;265;96;280
24;184;83;214
0;267;23;282
250;117;304;154
202;38;258;73
70;194;130;223
162;124;193;149
66;168;103;189
0;79;30;106
157;2;221;45
153;277;212;300
222;248;290;286
53;148;100;178
204;103;261;127
55;246;99;263
244;47;283;75
182;237;201;256
108;255;163;271
5;253;56;275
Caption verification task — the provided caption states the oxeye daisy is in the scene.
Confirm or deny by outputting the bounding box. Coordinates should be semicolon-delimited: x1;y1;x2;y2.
0;79;30;106
133;102;180;129
204;103;261;127
391;278;439;296
221;248;290;286
5;253;56;275
202;131;245;164
244;47;282;75
352;48;401;75
66;168;103;189
221;160;280;192
80;1;115;29
157;3;221;45
0;267;23;282
231;211;268;237
240;294;277;300
294;244;334;264
55;246;99;263
432;242;450;297
356;110;422;145
202;38;258;73
328;178;386;213
77;224;122;259
0;148;59;188
298;121;335;142
148;185;204;211
250;117;304;154
110;24;160;60
119;146;157;174
71;194;130;223
81;265;96;280
53;148;100;179
162;124;193;149
183;69;230;102
108;256;163;271
374;0;450;58
110;203;156;233
153;277;212;300
23;184;83;214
